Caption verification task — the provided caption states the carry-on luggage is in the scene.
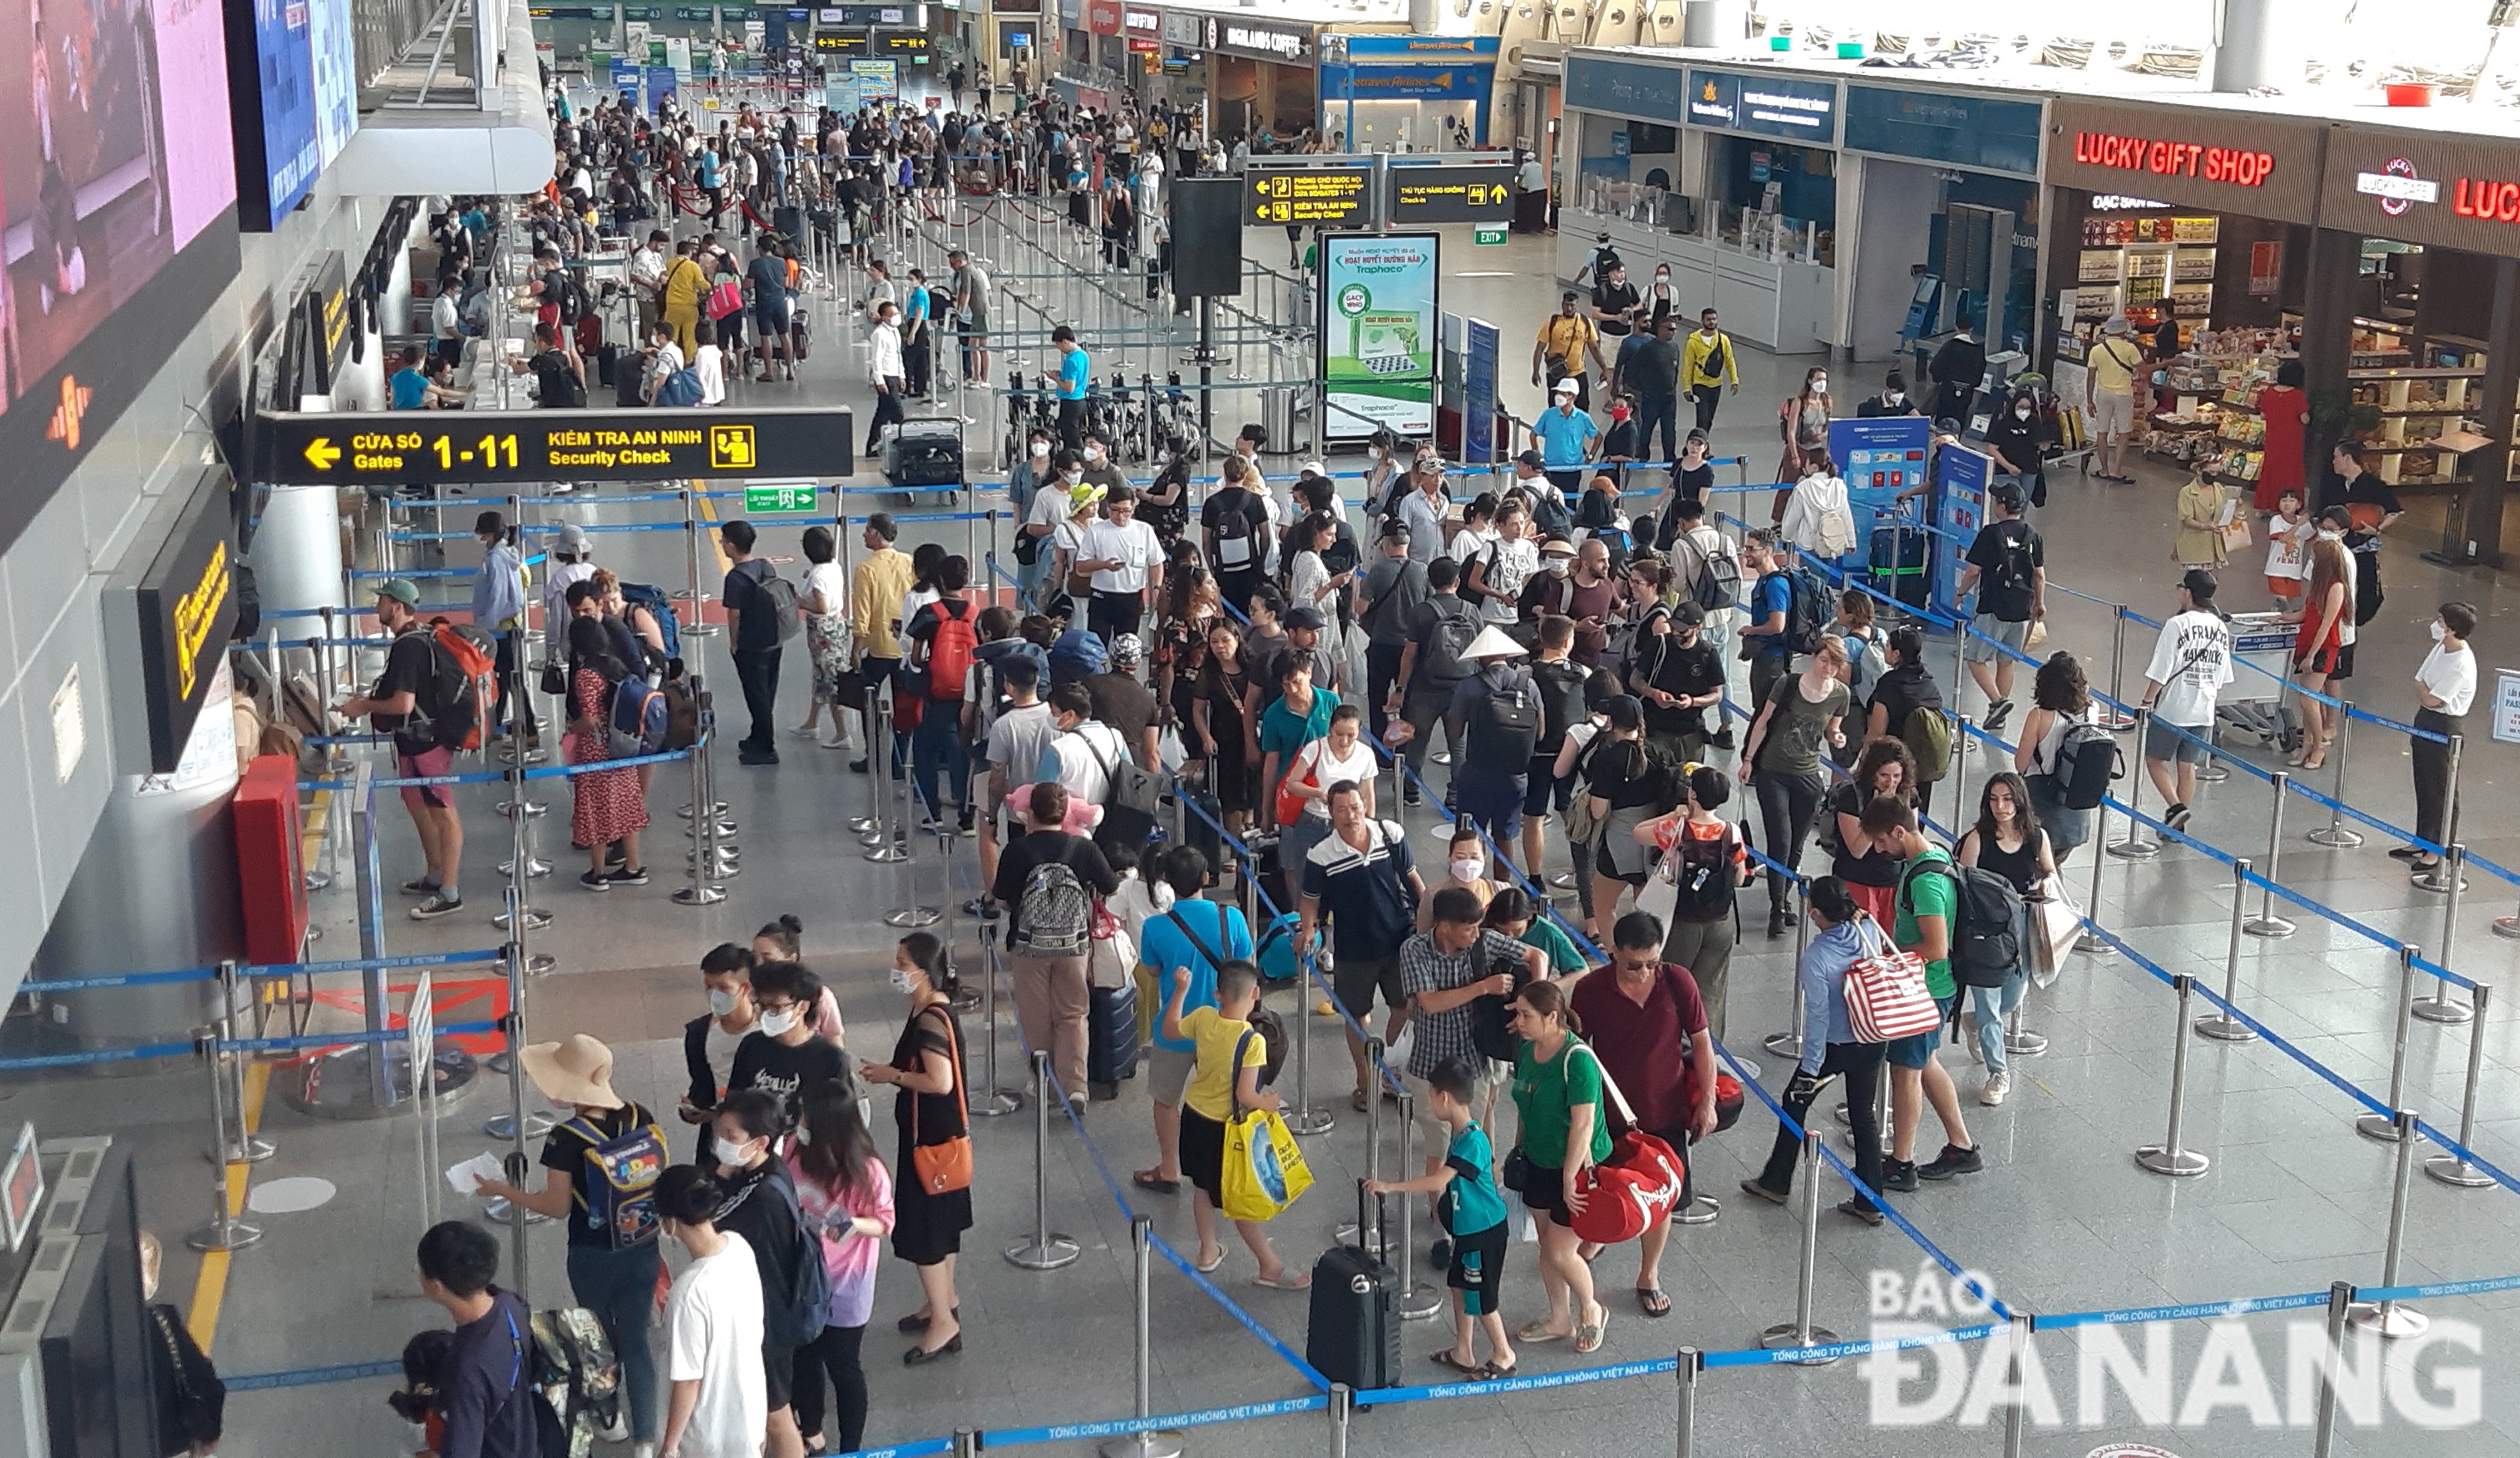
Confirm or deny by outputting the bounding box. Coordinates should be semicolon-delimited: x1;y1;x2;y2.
884;417;964;492
1305;1180;1401;1392
1868;523;1930;614
1086;981;1139;1098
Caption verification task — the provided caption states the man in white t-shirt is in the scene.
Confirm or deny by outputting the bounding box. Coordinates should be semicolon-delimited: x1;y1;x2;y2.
1074;485;1164;646
2405;600;2479;880
2138;568;2235;832
658;1170;767;1458
1036;681;1133;812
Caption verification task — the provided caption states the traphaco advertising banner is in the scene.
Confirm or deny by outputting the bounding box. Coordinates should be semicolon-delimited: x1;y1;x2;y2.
1319;232;1438;440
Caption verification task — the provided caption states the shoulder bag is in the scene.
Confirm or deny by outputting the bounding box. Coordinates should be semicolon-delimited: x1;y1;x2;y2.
906;1006;974;1194
1842;914;1941;1043
1563;1042;1685;1245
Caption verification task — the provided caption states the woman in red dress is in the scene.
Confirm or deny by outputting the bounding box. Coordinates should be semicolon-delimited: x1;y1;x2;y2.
2252;359;2311;514
2284;533;2351;772
566;616;650;890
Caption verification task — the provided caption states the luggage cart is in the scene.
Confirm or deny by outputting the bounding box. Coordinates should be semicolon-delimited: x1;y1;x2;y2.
2213;610;2299;752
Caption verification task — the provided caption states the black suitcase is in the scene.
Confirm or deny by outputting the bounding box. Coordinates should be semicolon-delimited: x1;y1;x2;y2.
772;204;804;242
615;356;647;408
1086;981;1139;1097
1868;524;1930;613
1306;1180;1400;1391
595;343;620;388
884;418;964;490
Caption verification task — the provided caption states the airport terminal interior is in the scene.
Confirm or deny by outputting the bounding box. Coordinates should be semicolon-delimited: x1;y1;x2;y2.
10;2;2520;1457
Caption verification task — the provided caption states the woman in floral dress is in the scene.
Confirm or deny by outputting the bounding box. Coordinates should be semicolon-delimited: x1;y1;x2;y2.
566;616;648;890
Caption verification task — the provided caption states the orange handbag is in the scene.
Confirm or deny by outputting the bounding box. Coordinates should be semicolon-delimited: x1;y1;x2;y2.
907;1008;974;1194
1274;741;1320;828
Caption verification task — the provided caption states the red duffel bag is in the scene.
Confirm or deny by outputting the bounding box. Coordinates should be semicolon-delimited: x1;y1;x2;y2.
1566;1046;1687;1245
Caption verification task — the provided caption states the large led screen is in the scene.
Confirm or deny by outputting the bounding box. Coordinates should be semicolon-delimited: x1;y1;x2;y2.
226;0;356;230
0;0;242;555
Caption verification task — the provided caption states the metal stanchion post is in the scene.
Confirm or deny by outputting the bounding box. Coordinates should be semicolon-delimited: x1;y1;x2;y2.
2414;844;2474;1023
884;758;940;925
2134;976;2210;1177
2346;1111;2428;1339
1674;1348;1700;1458
2102;606;2135;730
680;490;718;638
2077;788;2116;959
2193;857;2258;1042
674;686;729;907
2306;707;2363;847
2310;1282;2354;1458
1392;1090;1443;1321
1952;712;1974;824
2356;946;2423;1143
482;916;550;1251
493;766;553;938
2426;982;2497;1188
2000;1315;2032;1458
973;926;1022;1117
1328;1384;1352;1458
1004;1050;1081;1269
2416;734;2468;896
2106;709;2160;860
1758;1128;1839;1360
1097;1217;1184;1458
1285;961;1334;1136
202;961;275;1164
1766;880;1810;1060
2241;772;2297;938
184;1028;265;1253
1335;1040;1387;1250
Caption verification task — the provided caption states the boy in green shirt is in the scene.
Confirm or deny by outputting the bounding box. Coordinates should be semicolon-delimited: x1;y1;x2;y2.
1366;1055;1516;1378
1861;798;1982;1193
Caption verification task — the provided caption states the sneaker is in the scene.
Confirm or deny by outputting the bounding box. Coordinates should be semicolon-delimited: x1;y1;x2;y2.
1881;1159;1920;1193
1429;1236;1453;1271
956;808;978;838
1767;906;1795;938
578;870;613;892
409;892;465;921
1066;1093;1088;1123
1402;786;1423;808
1836;1198;1886;1226
1983;698;2014;734
608;866;650;886
1980;1071;2012;1106
737;748;779;766
2388;844;2424;862
2165;802;2192;832
1917;1144;1984;1180
850;758;871;774
1960;1012;1983;1064
399;876;440;896
1710;728;1736;751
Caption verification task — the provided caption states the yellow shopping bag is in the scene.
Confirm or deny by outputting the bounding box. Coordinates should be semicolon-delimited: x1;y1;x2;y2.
1220;1106;1313;1222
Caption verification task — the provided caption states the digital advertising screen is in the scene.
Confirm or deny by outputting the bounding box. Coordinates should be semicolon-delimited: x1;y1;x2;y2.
0;0;242;555
226;0;358;230
1318;231;1437;441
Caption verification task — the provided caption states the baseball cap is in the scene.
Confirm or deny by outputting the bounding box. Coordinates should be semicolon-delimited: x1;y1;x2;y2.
2180;568;2218;602
376;578;422;608
1674;602;1707;627
1284;605;1326;631
1516;448;1546;470
1110;632;1145;668
1298;459;1328;478
1552;377;1580;397
1379;519;1412;542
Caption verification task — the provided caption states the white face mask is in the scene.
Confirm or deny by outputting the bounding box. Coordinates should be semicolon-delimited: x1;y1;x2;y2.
760;1006;801;1037
2432;620;2448;643
889;964;917;993
712;1134;754;1165
2014;406;2032;419
706;988;739;1016
1887;391;1905;404
1546;556;1570;577
1450;857;1484;884
1060;469;1083;486
792;1124;813;1147
1030;441;1050;458
1811;377;1828;394
1085;446;1105;462
1368;445;1384;460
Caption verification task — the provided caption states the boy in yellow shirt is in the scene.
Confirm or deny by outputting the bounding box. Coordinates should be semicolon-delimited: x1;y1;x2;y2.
1162;959;1311;1290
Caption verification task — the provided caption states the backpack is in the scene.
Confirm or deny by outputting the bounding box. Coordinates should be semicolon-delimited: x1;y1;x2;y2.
1768;569;1828;656
562;1114;667;1250
1904;859;2024;989
1078;727;1161;848
1811;494;1857;560
1210;488;1262;570
752;572;802;642
1469;936;1534;1062
1012;858;1094;956
745;1164;832;1349
527;1307;622;1458
1984;522;2036;600
1420;599;1481;682
617;580;683;666
660;677;703;752
1902;704;1953;784
1667;823;1739;923
2055;718;2120;812
407;621;494;753
1676;531;1738;612
1255;910;1300;986
1528;486;1572;538
1050;628;1108;682
550;269;587;325
1467;671;1540;773
652;367;704;406
608;676;670;758
916;599;979;700
537;352;588;409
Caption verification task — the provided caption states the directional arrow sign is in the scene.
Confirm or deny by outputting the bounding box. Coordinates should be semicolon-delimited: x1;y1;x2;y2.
304;437;341;471
1384;164;1517;224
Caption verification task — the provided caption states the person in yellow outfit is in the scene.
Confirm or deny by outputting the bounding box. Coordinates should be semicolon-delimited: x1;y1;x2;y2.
660;240;708;358
1679;308;1741;434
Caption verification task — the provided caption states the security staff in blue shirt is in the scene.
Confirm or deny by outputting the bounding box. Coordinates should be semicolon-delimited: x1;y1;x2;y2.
1530;377;1600;496
903;268;934;398
1054;324;1090;452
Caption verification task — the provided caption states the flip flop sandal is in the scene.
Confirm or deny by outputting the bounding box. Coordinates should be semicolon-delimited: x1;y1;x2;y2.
1516;1322;1568;1344
1480;1360;1519;1379
1574;1315;1607;1354
1194;1249;1226;1274
1430;1351;1488;1377
1131;1169;1181;1194
1251;1271;1313;1291
1636;1288;1672;1318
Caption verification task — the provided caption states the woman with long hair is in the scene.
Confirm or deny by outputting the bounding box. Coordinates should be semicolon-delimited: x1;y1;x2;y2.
1955;772;2054;1108
1772;365;1832;522
1738;634;1851;938
2014;652;2095;862
856;933;970;1364
2285;532;2352;770
565;616;647;889
1827;736;1916;926
1738;876;1887;1226
1196;618;1262;834
788;1080;894;1455
1580;695;1670;944
1505;980;1610;1354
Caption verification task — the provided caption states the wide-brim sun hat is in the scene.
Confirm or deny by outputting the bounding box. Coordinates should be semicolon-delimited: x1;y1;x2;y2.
517;1033;625;1109
1464;625;1526;660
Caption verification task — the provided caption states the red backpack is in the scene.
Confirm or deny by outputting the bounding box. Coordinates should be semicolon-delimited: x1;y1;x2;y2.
405;620;496;752
919;599;978;702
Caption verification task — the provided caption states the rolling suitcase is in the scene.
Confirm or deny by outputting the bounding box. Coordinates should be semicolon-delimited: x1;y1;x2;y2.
1086;981;1139;1098
772;204;805;242
884;417;964;492
1868;524;1930;614
1305;1180;1400;1392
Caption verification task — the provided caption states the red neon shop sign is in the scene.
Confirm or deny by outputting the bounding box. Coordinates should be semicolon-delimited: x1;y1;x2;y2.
2454;177;2520;223
2072;131;2276;188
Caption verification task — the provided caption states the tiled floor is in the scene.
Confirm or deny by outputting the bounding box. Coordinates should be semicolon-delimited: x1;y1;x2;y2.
18;188;2520;1456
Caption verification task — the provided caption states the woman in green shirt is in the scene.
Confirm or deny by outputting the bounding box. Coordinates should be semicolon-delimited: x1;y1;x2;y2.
1485;887;1585;977
1507;980;1611;1354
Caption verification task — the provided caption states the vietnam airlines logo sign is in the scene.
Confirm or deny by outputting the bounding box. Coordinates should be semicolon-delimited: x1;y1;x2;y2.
46;376;92;452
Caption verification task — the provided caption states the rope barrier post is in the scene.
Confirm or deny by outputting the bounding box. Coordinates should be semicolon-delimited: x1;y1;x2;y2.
2134;976;2210;1178
1285;958;1334;1137
2241;772;2297;938
482;931;550;1270
483;918;554;1141
2001;980;2047;1059
2345;1110;2429;1340
2413;844;2474;1024
1004;1049;1082;1270
2194;857;2258;1043
2355;947;2423;1144
2102;605;2135;732
1673;1347;1700;1457
185;1028;264;1253
1999;1315;2032;1458
202;961;275;1165
674;679;729;908
2310;1281;2354;1458
884;759;940;926
1098;1216;1184;1458
2104;710;2160;860
973;922;1022;1118
314;617;344;770
492;765;553;942
2076;789;2116;961
680;489;718;638
2306;706;2363;847
953;1430;977;1458
1759;1127;1839;1360
2425;982;2497;1189
1951;713;1973;827
1392;1088;1444;1321
1764;880;1810;1060
1328;1383;1352;1458
2412;742;2469;895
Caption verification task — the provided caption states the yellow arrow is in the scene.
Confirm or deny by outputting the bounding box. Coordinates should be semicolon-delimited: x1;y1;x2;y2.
304;437;341;470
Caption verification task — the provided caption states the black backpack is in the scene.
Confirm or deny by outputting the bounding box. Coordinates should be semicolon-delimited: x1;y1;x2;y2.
2055;719;2120;812
1768;568;1828;656
550;268;586;325
1420;598;1481;682
1470;937;1534;1061
1904;859;2024;988
1467;670;1540;773
1210;488;1264;572
1985;522;2036;598
1666;822;1739;924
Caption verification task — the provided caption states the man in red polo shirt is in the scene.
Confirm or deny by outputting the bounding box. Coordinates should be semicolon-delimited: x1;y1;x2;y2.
1568;910;1718;1322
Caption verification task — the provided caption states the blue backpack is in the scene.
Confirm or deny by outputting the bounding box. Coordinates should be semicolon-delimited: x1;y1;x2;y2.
616;580;683;666
760;1163;832;1347
1256;910;1300;987
1049;628;1108;684
652;367;704;407
609;676;670;758
564;1114;667;1250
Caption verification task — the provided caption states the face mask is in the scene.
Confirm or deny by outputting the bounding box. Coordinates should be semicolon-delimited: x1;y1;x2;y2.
1887;391;1905;405
2432;620;2448;643
1060;470;1083;485
706;988;739;1016
1450;857;1484;884
1030;441;1049;458
1610;406;1630;422
2014;406;2032;419
760;1006;801;1037
890;964;918;993
1085;446;1105;462
1546;557;1570;577
1811;378;1828;394
1368;445;1384;460
1655;271;1670;284
712;1135;754;1166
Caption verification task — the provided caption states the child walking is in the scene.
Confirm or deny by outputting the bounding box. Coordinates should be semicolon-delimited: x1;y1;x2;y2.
1366;1054;1516;1378
1162;959;1311;1291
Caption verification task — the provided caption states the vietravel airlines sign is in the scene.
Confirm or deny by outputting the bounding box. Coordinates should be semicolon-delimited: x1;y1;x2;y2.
2322;128;2520;257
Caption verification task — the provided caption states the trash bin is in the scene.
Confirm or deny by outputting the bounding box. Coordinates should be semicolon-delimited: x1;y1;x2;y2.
1262;386;1299;456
